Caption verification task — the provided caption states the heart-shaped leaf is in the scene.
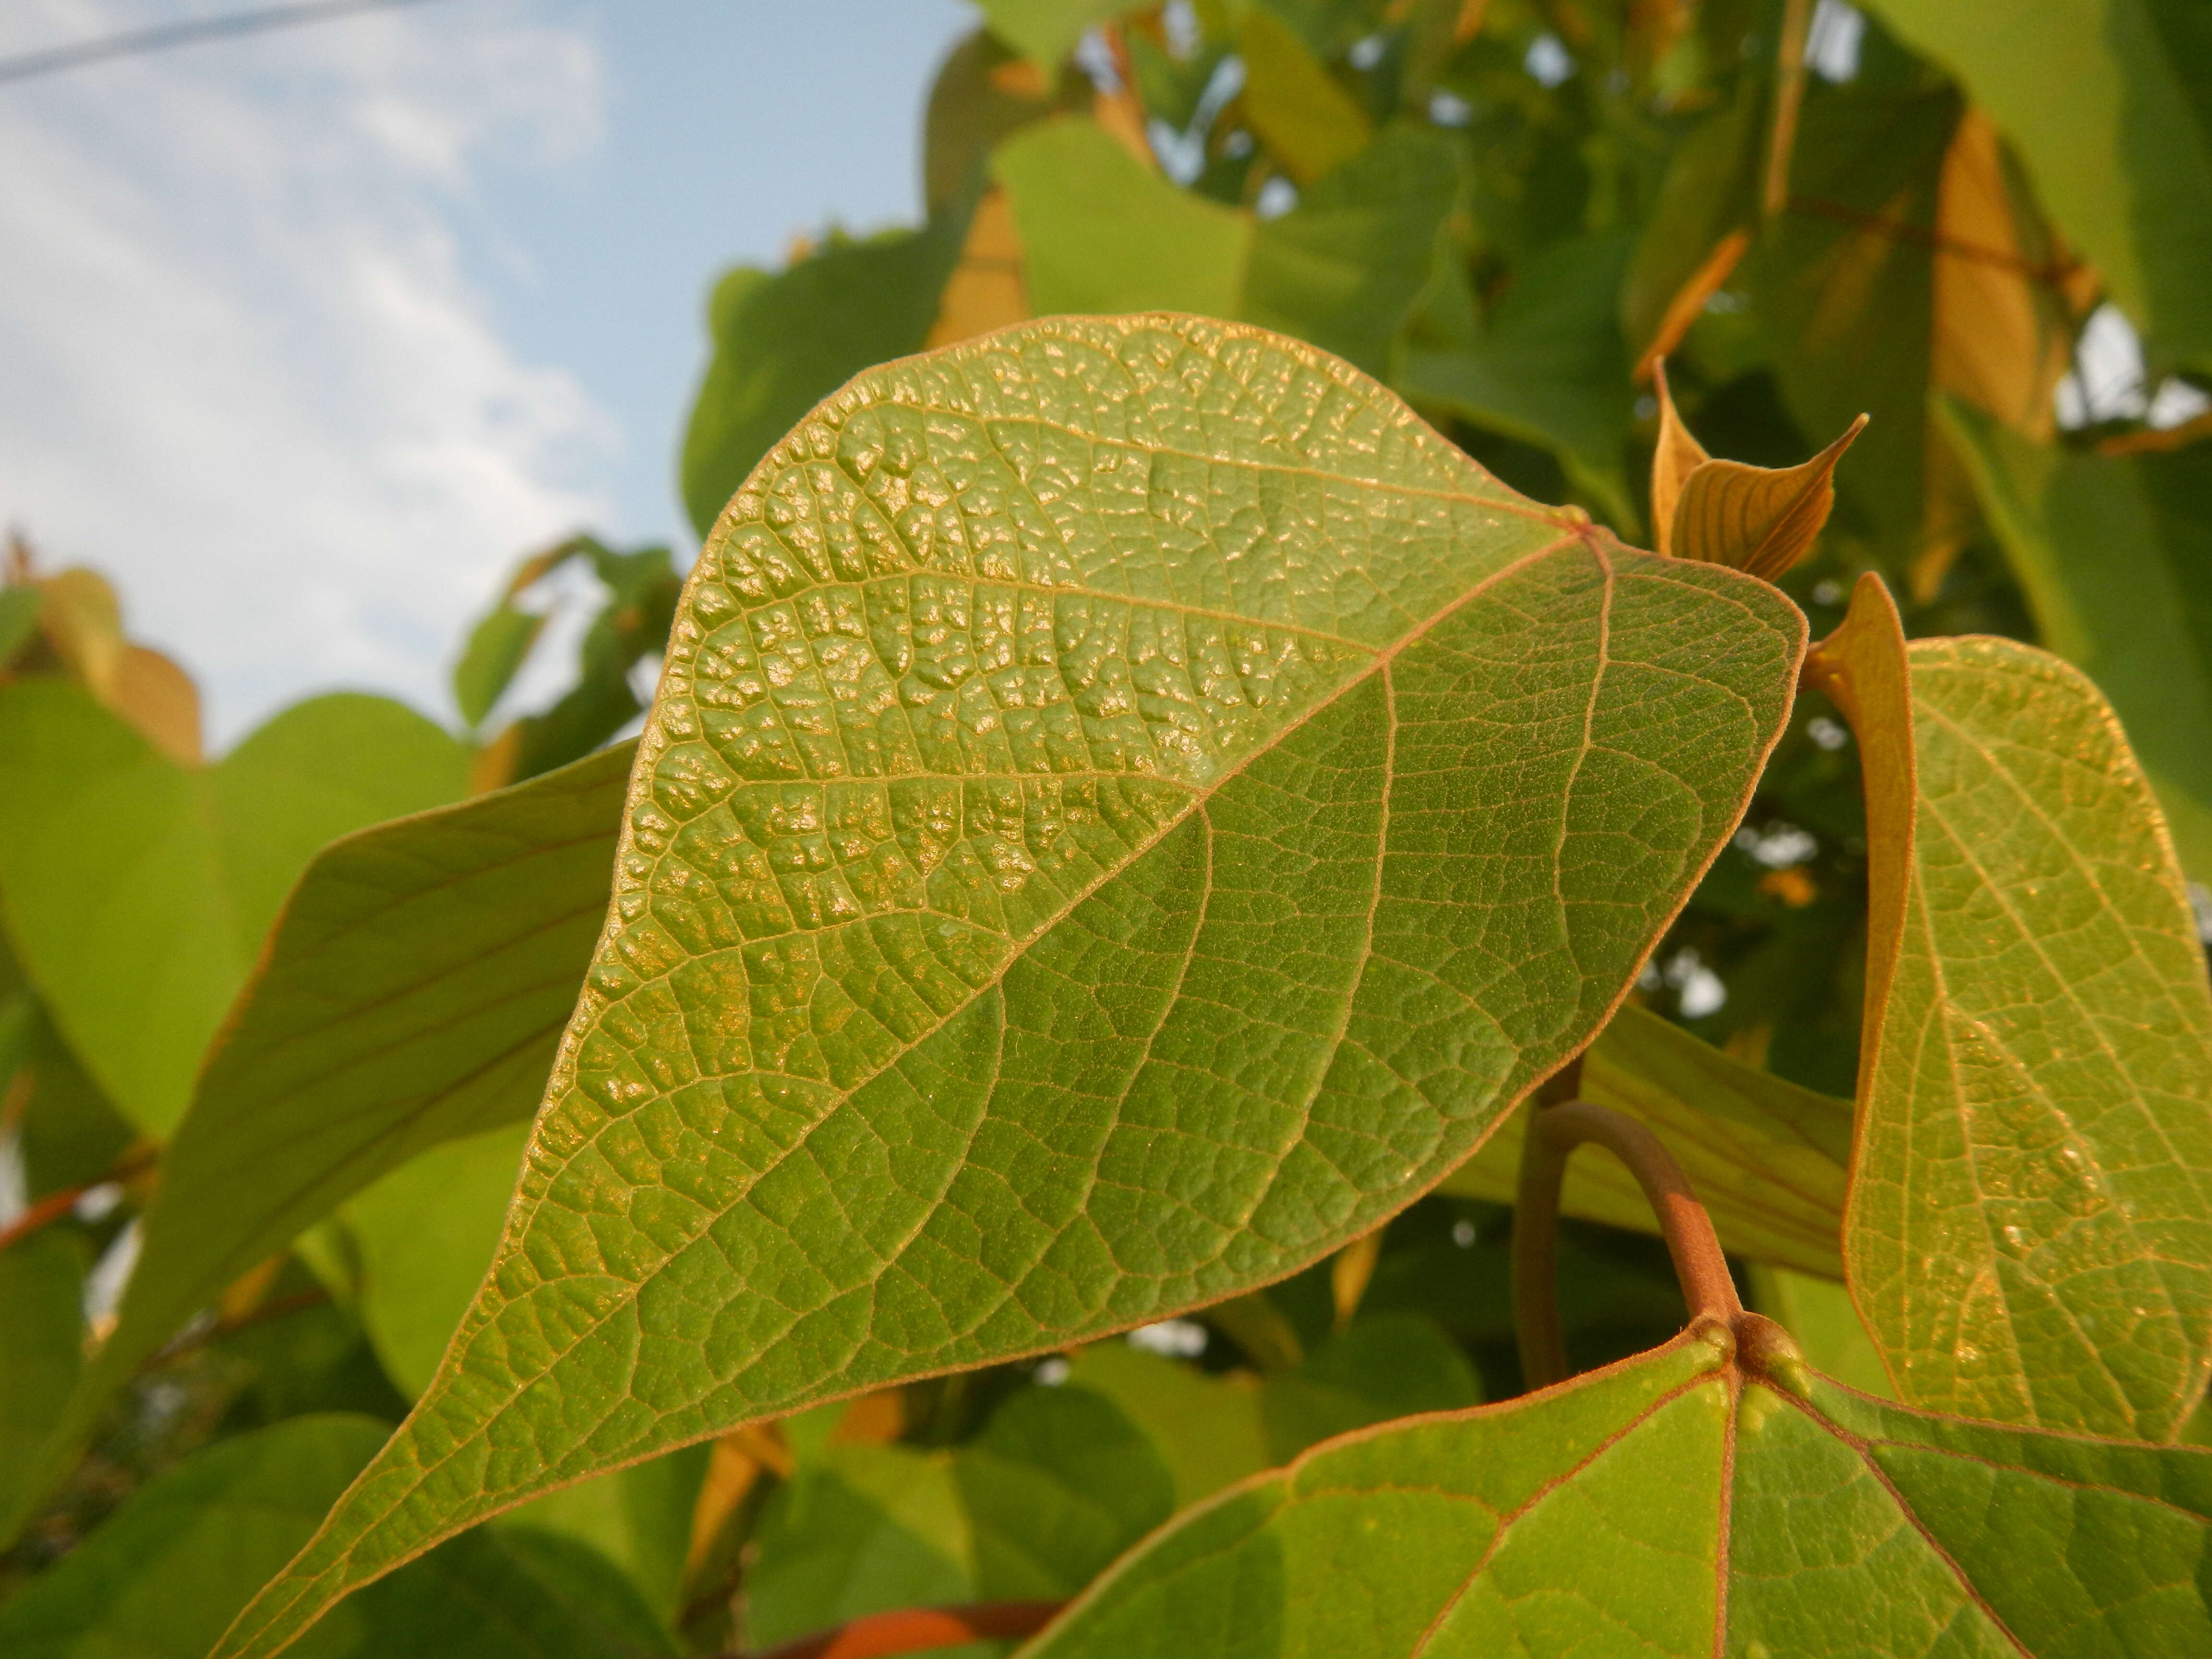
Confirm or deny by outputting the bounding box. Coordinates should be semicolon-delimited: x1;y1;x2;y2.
1021;1316;2212;1658
0;683;468;1135
214;314;1803;1659
1816;575;2212;1438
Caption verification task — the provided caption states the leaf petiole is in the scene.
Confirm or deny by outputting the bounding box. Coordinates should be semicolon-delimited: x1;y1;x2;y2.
1512;1096;1741;1390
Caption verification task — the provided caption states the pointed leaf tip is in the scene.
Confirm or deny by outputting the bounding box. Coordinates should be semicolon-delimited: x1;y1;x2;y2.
209;314;1808;1659
1648;365;1866;580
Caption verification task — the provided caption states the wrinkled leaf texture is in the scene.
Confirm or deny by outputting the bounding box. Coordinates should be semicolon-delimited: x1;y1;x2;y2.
215;314;1804;1659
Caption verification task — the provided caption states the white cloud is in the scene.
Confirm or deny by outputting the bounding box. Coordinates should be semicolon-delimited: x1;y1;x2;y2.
0;1;615;745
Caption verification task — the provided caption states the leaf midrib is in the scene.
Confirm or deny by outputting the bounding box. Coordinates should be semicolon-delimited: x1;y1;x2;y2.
1908;682;2207;1419
320;527;1605;1570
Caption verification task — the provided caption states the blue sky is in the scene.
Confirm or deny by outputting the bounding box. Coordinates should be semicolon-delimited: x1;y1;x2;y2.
0;0;972;743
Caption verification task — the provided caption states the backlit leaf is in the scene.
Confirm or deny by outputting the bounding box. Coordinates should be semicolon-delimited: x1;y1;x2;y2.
214;314;1803;1659
64;744;628;1477
1824;583;2212;1438
1442;1003;1852;1279
0;684;468;1134
974;0;1134;71
1670;410;1866;581
1023;1319;2212;1658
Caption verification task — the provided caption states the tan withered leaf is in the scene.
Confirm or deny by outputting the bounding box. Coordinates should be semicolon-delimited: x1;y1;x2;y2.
1650;361;1866;580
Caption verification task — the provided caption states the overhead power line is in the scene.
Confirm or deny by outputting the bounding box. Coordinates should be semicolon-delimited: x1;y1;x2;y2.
0;0;457;89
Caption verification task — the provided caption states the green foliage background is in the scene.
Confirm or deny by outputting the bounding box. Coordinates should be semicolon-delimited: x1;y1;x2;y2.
4;2;2212;1656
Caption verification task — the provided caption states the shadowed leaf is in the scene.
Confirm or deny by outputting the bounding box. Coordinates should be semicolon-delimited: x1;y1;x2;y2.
0;1415;665;1659
1022;1319;2212;1658
213;314;1803;1659
1441;1003;1852;1279
1862;0;2212;371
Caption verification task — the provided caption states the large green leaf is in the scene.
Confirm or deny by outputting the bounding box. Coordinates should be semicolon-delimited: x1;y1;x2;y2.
1942;402;2212;879
1022;1318;2212;1658
0;1415;661;1659
1863;0;2212;371
214;314;1803;1659
1442;1002;1852;1279
1837;612;2212;1439
0;684;468;1134
47;744;628;1503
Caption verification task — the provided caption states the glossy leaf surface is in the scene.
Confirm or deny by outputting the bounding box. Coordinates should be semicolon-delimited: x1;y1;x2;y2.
1442;1004;1851;1279
72;745;629;1452
0;684;468;1133
216;314;1803;1658
682;217;970;540
1023;1321;2212;1658
1834;601;2212;1438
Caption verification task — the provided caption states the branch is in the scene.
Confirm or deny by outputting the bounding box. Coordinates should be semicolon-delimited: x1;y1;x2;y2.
0;1143;158;1254
1512;1098;1741;1390
734;1601;1065;1659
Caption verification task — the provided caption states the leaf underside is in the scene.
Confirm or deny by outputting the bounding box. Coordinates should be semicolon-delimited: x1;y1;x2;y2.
1848;633;2212;1440
216;314;1803;1659
74;744;634;1438
1022;1325;2212;1658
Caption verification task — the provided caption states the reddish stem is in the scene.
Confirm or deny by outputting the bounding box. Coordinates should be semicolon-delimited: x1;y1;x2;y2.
0;1144;157;1254
739;1602;1066;1659
1512;1098;1741;1390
